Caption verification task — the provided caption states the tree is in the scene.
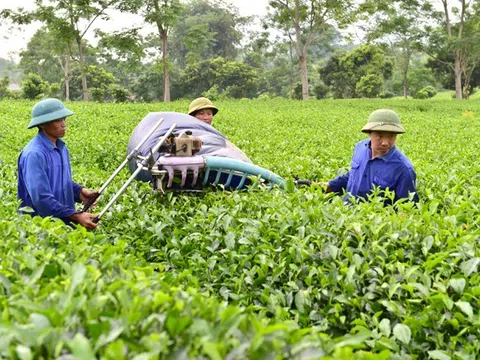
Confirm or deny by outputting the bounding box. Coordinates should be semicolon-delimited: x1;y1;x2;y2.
2;0;119;101
241;31;296;98
0;58;21;83
169;0;247;69
182;57;258;98
0;76;12;99
267;0;354;100
423;0;479;99
360;0;431;98
320;44;394;98
118;0;182;102
22;73;50;99
355;73;384;98
313;81;329;99
426;46;480;97
18;27;73;100
390;64;438;97
413;85;437;98
241;24;341;98
69;64;116;100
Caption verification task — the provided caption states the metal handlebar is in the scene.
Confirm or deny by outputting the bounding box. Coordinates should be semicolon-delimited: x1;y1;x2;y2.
93;123;177;223
82;118;165;212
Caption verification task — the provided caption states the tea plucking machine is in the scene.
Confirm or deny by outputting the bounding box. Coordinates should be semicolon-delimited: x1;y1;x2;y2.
83;118;286;222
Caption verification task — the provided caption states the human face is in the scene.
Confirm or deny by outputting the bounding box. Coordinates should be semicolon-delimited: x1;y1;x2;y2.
369;131;397;157
194;108;214;125
40;117;66;143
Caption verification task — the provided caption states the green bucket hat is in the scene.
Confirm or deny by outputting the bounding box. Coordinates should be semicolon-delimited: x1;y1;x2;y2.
28;98;74;129
361;109;405;134
188;97;218;116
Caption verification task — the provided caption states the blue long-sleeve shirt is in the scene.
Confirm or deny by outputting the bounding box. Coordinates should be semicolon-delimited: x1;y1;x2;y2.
18;132;83;220
329;139;418;203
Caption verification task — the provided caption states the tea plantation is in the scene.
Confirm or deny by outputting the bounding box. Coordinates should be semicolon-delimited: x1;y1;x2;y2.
1;98;480;359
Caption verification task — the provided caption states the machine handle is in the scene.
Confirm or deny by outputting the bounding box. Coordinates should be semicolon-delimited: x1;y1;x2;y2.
81;192;101;212
294;179;313;186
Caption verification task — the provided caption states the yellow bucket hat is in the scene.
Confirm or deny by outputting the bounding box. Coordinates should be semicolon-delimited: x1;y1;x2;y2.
188;97;219;116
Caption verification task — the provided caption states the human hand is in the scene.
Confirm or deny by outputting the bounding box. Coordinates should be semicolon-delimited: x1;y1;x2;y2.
80;188;100;210
294;180;331;192
70;212;99;229
311;181;331;192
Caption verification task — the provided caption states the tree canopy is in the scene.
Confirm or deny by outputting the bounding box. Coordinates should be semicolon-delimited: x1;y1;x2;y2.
1;0;479;101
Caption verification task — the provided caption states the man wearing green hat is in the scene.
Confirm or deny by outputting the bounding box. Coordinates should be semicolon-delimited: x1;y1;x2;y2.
17;98;99;229
326;109;418;204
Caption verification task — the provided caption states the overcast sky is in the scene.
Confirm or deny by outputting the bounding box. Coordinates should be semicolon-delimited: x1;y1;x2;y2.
0;0;269;60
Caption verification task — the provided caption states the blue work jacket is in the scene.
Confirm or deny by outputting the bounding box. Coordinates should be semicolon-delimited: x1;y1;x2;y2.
17;132;83;220
329;139;418;204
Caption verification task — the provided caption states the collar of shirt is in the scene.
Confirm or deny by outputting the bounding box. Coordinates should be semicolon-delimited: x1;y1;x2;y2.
365;139;398;163
38;131;66;151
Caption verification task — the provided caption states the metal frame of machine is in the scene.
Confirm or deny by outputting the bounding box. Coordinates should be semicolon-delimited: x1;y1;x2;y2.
83;118;286;222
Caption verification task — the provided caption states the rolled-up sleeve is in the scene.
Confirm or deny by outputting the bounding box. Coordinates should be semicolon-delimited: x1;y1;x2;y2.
22;152;77;218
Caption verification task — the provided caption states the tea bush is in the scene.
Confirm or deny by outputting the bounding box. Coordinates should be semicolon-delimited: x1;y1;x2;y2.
1;98;480;359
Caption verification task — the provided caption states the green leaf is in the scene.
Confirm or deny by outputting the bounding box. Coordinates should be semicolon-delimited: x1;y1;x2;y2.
428;350;451;360
335;329;371;348
15;345;32;360
71;262;87;290
29;313;51;329
225;232;235;250
393;323;411;345
379;318;391;338
455;301;474;319
460;257;480;277
449;278;466;294
295;290;305;313
202;341;222;360
68;334;96;360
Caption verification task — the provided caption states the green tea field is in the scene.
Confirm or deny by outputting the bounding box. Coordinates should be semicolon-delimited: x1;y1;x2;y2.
1;98;480;359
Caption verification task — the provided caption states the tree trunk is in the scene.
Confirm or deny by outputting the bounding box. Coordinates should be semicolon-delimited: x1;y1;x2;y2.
57;52;70;101
299;51;309;100
76;36;89;101
65;42;72;101
402;46;411;99
294;0;309;100
463;61;479;100
288;42;295;99
64;53;70;101
454;51;463;99
161;30;170;102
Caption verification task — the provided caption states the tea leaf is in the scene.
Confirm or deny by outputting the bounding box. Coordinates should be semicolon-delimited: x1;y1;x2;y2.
393;324;411;345
428;350;451;360
455;301;474;319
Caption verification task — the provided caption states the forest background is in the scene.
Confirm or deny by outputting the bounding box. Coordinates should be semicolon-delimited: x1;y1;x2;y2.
0;0;479;103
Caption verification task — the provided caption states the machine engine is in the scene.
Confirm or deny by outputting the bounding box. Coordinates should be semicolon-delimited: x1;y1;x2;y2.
159;131;202;157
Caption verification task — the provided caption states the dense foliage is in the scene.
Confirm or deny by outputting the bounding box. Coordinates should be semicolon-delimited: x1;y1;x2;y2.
3;0;479;101
1;98;480;358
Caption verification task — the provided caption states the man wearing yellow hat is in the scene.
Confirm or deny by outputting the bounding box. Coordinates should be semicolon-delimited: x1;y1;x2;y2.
186;97;251;162
327;109;418;204
188;97;218;126
17;98;99;228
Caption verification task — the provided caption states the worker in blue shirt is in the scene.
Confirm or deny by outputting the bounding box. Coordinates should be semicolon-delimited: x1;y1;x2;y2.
18;98;99;229
326;109;418;204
